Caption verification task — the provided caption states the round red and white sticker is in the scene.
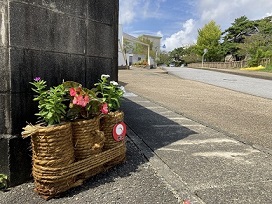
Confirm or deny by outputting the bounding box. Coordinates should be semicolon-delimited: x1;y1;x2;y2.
113;122;127;142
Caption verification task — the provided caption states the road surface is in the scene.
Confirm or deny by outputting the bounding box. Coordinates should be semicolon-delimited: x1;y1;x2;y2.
164;67;272;99
119;68;272;152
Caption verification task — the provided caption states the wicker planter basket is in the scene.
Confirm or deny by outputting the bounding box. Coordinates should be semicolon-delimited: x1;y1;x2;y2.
71;117;105;179
100;111;126;167
22;115;127;200
22;122;76;198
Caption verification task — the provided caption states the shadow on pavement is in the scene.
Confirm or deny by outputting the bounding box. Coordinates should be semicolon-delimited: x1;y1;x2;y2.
121;97;197;151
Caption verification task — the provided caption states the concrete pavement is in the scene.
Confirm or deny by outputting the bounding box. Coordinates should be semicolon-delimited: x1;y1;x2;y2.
122;91;272;203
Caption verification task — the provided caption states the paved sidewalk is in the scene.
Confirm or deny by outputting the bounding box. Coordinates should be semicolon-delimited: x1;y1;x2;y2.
122;92;272;203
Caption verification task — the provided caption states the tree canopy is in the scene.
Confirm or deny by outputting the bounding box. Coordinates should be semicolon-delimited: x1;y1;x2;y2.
169;15;272;66
195;20;223;61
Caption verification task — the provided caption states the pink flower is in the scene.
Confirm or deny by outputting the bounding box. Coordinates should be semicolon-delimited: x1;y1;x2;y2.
76;95;85;106
72;95;79;105
70;87;77;97
73;95;89;107
34;77;41;82
183;200;191;204
81;95;90;107
101;103;108;114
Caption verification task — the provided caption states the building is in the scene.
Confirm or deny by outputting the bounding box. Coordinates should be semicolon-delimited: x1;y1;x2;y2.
118;26;162;68
142;34;162;55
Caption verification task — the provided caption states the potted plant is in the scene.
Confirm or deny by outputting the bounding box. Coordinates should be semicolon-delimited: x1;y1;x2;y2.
21;77;127;199
22;77;75;198
93;74;126;151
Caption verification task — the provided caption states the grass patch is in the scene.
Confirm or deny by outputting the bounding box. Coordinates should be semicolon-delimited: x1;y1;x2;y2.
259;65;272;72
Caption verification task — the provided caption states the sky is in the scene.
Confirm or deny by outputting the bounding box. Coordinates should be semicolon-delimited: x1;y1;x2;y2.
119;0;272;51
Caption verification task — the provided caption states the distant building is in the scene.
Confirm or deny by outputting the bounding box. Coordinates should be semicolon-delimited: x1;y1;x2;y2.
118;25;162;68
142;34;162;54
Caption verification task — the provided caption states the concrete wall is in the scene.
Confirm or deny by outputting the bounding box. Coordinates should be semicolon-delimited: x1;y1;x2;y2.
0;0;119;186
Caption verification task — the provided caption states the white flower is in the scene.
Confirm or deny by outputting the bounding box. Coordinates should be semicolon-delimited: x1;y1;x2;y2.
119;86;126;93
101;74;110;78
110;81;118;86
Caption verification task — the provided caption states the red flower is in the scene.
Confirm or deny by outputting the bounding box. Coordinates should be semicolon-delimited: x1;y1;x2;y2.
101;103;108;114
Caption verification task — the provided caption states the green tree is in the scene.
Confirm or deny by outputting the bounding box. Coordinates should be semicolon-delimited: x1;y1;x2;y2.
252;16;272;35
221;16;258;60
182;45;200;64
157;51;171;65
169;46;200;65
195;20;223;61
222;16;255;43
239;34;272;66
134;36;154;54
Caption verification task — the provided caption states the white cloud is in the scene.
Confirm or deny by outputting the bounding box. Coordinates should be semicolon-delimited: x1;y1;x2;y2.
197;0;272;30
119;0;140;25
119;0;167;25
162;19;196;51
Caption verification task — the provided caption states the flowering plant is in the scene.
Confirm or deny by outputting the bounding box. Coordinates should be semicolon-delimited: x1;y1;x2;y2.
63;81;108;120
30;77;67;125
30;77;110;125
93;74;125;112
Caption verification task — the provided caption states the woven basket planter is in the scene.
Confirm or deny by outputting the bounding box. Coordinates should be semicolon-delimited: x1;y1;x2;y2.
22;115;127;200
100;111;126;167
30;142;126;199
71;117;105;179
22;122;75;199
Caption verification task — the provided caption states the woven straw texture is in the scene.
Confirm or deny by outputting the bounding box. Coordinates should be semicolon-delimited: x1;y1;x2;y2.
33;143;126;199
101;111;125;150
100;111;126;168
22;122;75;198
22;117;127;200
71;117;105;179
71;117;104;161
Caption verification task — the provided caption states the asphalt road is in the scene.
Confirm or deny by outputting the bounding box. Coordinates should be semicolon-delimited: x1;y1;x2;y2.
164;67;272;99
119;67;272;152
